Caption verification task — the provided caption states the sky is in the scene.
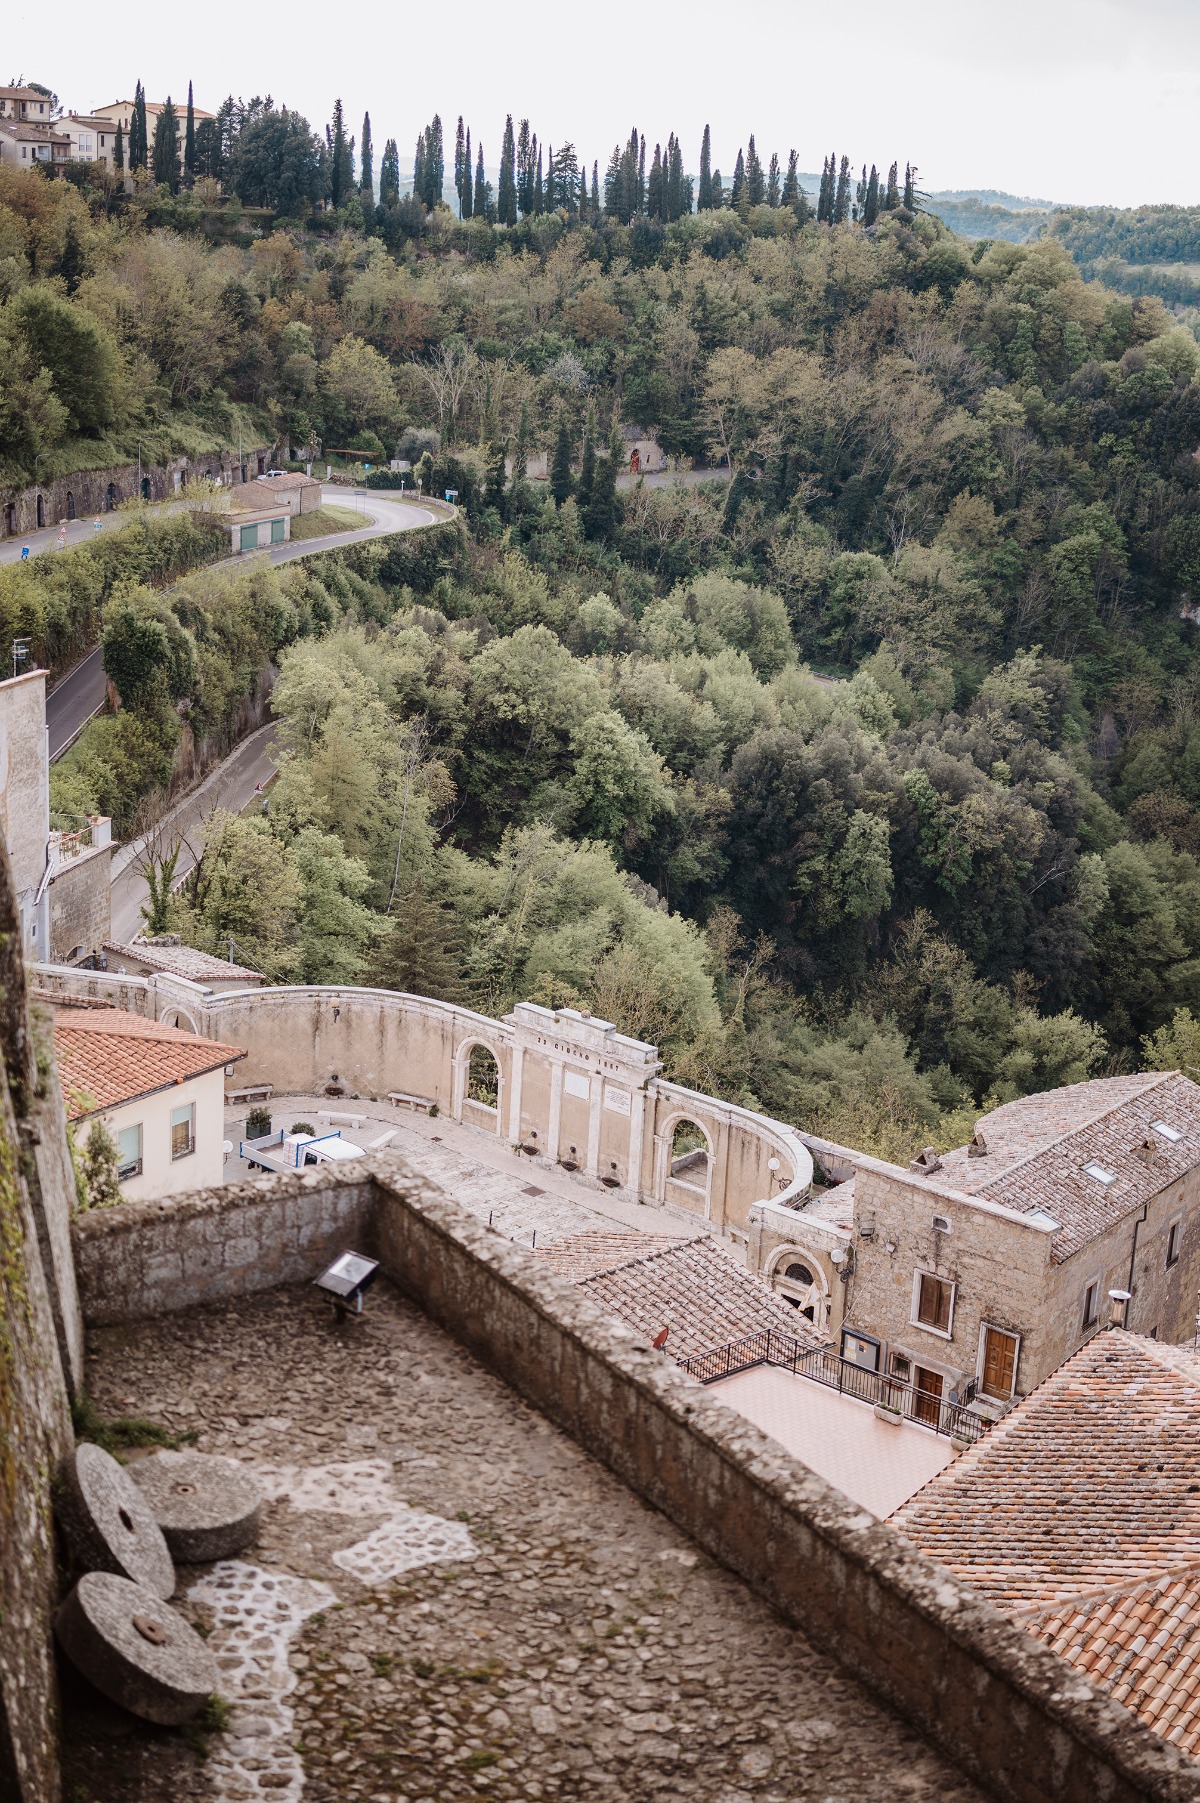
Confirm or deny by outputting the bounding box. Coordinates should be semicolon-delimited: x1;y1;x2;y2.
8;0;1200;209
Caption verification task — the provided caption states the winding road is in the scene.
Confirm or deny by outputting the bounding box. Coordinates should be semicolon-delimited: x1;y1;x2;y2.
37;487;443;758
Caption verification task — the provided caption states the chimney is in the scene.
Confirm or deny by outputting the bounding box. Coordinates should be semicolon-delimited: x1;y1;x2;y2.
1108;1288;1132;1328
909;1147;943;1175
968;1128;988;1159
1135;1138;1158;1168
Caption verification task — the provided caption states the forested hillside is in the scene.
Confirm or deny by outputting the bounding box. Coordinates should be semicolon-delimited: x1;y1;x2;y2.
8;113;1200;1155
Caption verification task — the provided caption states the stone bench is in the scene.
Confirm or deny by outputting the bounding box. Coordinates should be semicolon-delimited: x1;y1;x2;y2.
388;1091;435;1114
319;1109;366;1129
227;1084;274;1104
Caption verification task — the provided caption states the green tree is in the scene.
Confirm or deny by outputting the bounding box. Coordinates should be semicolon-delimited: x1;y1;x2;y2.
152;96;179;190
11;285;124;436
114;118;124;173
550;415;573;505
183;81;196;187
368;878;466;1001
698;123;712;210
379;137;400;206
80;1122;122;1209
577;404;596;511
569;711;674;848
498;114;517;225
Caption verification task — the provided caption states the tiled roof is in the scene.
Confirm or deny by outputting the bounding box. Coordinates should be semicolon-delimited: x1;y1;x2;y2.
0;120;69;143
891;1331;1200;1610
1025;1569;1200;1757
538;1231;827;1361
53;1007;246;1118
254;473;321;491
934;1072;1200;1261
105;939;265;985
891;1330;1200;1756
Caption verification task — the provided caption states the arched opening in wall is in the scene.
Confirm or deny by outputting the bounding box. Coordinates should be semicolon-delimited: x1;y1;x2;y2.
36;493;45;528
772;1253;829;1325
141;476;151;501
165;1009;199;1034
105;483;116;512
467;1045;499;1107
66;491;75;520
3;503;14;536
660;1117;713;1217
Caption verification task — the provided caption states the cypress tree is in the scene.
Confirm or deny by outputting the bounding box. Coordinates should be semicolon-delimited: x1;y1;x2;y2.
534;145;544;214
513;403;530;481
781;149;799;207
498;114;517;225
152;97;180;191
637;132;646;214
460;127;472;217
711;168;724;208
590;160;600;221
545;145;555;211
816;153;831;222
361;113;373;192
114;119;124;174
903;162;915;210
886;161;900;209
550;415;573;505
666;134;684;221
767;151;780;206
414;134;426;207
380;138;400;206
834;154;851;223
746;135;764;206
330;98;348;207
577;403;596;511
864;164;880;226
422;116;444;210
184;81;195;188
474;141;487;220
583;423;620;540
516;118;531;215
647;142;663;222
730;148;746;210
698;123;712;211
454;115;466;212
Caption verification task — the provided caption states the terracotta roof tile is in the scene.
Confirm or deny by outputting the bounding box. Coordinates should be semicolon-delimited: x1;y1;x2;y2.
104;939;265;984
537;1231;827;1361
937;1072;1200;1260
890;1329;1200;1760
53;1007;245;1118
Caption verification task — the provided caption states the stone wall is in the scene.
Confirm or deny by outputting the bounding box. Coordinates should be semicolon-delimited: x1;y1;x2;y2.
47;844;111;965
71;1162;1198;1802
0;847;77;1803
0;448;275;538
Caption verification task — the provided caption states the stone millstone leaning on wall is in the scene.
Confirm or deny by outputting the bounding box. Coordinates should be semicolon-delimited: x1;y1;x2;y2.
0;836;83;1803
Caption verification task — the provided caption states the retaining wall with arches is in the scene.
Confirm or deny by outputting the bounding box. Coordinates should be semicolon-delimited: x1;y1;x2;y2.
32;968;814;1237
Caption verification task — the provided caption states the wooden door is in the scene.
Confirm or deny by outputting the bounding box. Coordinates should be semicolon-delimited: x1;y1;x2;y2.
913;1366;943;1426
981;1327;1017;1400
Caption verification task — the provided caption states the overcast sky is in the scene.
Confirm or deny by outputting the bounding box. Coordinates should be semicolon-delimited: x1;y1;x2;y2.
9;0;1199;208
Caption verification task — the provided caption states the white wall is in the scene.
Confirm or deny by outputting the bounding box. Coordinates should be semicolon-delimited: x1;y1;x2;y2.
90;1067;227;1202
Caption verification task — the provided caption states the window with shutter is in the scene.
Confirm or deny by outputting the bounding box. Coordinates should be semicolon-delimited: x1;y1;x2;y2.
915;1271;953;1334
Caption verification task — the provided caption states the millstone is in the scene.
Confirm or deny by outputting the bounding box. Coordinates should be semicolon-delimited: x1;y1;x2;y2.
55;1572;218;1725
58;1442;176;1599
128;1450;264;1563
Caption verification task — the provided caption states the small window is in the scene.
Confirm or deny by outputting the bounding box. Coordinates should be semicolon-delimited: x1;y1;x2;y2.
932;1214;951;1234
784;1261;814;1285
1082;1162;1117;1186
914;1271;954;1336
1168;1220;1182;1268
889;1352;911;1380
1082;1281;1100;1330
170;1101;195;1160
116;1123;143;1180
1152;1120;1183;1143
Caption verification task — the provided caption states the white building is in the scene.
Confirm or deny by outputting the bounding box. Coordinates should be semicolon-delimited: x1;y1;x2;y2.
53;1006;246;1201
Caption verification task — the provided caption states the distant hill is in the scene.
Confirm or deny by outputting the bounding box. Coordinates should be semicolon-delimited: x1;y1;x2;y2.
931;187;1058;211
927;194;1050;243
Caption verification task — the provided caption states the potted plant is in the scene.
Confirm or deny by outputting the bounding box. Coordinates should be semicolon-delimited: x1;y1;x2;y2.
873;1401;903;1425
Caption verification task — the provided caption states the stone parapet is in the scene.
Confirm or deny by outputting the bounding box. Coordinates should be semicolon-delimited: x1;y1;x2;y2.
71;1162;1200;1802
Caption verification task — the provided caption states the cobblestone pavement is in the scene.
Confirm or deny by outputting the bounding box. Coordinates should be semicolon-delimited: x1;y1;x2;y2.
224;1096;706;1252
63;1280;986;1803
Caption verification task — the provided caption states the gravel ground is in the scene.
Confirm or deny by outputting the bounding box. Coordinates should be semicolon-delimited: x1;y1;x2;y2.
62;1280;985;1803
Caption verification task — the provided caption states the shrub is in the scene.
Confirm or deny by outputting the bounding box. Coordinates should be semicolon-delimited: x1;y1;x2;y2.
246;1107;272;1137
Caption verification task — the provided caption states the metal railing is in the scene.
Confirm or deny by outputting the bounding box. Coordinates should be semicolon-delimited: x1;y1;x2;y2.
677;1329;989;1443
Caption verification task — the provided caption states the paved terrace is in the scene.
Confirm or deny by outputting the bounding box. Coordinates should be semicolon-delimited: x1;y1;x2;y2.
224;1095;705;1251
68;1278;985;1803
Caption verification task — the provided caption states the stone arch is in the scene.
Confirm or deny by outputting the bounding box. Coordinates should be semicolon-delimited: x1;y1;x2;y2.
655;1111;715;1219
451;1034;507;1135
141;476;151;501
66;491;76;520
36;493;45;528
105;483;117;511
5;502;17;536
768;1246;831;1326
162;1006;201;1035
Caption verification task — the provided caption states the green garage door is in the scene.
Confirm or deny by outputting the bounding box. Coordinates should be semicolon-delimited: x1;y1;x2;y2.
270;516;286;543
239;523;258;552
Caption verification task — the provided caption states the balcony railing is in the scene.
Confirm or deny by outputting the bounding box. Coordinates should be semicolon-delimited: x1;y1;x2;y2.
677;1329;989;1444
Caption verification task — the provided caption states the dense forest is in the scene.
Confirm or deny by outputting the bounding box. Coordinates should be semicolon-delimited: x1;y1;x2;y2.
8;106;1200;1155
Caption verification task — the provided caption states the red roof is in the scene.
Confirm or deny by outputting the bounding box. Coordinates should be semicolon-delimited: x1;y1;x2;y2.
53;1007;245;1119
